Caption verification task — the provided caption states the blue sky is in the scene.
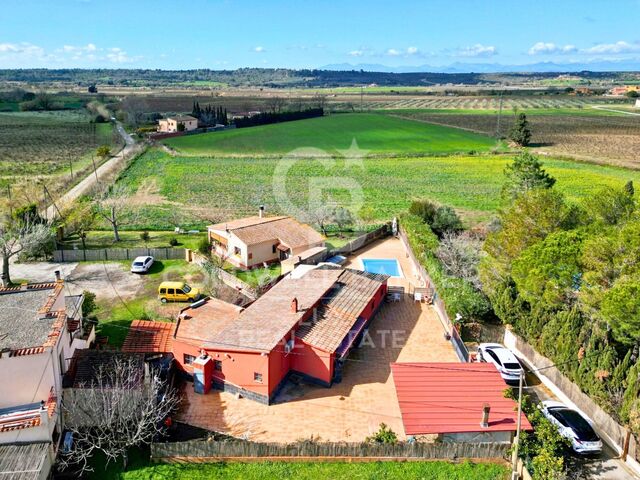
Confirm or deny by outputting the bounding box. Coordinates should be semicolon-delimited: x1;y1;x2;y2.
1;0;639;69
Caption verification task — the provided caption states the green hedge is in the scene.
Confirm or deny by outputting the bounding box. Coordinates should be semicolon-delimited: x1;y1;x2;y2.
401;214;491;321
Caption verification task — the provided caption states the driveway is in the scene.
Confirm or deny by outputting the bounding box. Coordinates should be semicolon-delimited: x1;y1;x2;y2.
523;371;639;480
9;260;144;299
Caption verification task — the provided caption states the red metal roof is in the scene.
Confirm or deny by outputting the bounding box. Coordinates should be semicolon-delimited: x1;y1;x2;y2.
122;320;175;353
391;362;532;435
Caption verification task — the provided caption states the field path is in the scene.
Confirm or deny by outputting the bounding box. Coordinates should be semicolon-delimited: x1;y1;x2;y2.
44;122;141;219
591;105;640;116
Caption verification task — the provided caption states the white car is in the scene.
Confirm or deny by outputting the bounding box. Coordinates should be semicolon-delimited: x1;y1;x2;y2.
131;256;154;273
477;343;523;385
540;401;603;455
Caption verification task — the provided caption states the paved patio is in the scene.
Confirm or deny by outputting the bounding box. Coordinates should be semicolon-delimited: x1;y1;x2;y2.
178;300;457;442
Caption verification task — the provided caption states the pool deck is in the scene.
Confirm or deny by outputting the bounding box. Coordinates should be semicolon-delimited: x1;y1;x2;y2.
343;236;425;292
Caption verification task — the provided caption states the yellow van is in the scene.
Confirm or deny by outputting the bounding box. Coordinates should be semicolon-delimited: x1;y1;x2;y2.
158;281;201;303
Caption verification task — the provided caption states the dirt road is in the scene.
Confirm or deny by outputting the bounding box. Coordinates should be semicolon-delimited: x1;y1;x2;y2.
44;122;142;219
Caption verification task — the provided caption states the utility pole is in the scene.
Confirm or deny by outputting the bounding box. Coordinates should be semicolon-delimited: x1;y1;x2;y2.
496;90;504;139
91;155;99;184
511;369;524;480
6;185;12;218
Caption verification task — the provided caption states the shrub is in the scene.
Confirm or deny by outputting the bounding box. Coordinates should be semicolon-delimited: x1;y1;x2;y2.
197;236;211;256
431;206;463;236
140;231;150;243
408;199;438;225
82;290;97;317
365;423;398;444
169;237;179;247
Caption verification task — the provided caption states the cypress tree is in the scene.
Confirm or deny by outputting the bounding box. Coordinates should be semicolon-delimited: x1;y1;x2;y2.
508;112;532;147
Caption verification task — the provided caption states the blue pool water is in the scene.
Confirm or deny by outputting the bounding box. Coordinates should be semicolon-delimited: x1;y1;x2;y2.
361;258;402;277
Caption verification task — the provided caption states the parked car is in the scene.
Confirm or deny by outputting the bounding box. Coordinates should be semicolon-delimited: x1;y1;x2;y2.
158;281;201;303
131;256;154;273
477;343;524;385
540;401;603;454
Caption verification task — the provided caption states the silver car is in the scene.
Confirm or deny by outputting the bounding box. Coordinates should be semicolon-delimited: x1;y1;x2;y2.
131;256;154;273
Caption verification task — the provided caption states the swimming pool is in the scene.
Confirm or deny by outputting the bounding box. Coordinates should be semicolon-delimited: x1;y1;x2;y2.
361;258;403;278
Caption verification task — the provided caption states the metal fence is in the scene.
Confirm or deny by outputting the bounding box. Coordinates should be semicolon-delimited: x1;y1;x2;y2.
397;225;470;362
151;440;508;461
53;247;186;263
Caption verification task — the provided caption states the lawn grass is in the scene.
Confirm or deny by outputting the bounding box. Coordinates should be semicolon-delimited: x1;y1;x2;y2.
93;260;204;348
61;230;206;251
163;113;498;156
225;262;282;288
118;149;640;226
92;459;509;480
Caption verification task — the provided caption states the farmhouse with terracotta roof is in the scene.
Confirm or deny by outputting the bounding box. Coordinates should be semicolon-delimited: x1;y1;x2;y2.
0;275;93;479
207;209;325;270
157;114;198;133
124;265;387;404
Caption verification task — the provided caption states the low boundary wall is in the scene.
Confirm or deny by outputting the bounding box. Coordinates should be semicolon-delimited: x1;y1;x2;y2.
53;247;186;262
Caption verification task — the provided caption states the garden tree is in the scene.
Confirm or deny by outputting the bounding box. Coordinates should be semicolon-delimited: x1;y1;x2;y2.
176;122;186;132
627;90;640;98
266;96;287;113
431;205;463;236
332;206;354;232
587;185;635;225
59;355;179;473
0;216;52;287
601;278;640;345
625;180;635;197
508;112;532;147
96;144;111;159
93;184;135;242
435;232;484;289
502;151;556;200
511;230;585;309
481;189;573;293
59;198;95;241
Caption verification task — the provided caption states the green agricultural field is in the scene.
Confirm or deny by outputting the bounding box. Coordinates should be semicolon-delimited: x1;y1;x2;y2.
116;148;640;228
163;113;499;156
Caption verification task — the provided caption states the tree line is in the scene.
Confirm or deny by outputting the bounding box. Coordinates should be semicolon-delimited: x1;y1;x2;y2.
234;107;324;128
191;101;228;126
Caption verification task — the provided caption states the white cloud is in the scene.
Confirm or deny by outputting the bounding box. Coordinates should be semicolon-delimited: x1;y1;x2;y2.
386;48;401;56
406;46;419;55
457;43;497;57
528;42;577;55
253;46;266;53
582;40;640;54
106;47;134;63
348;50;364;57
0;42;44;56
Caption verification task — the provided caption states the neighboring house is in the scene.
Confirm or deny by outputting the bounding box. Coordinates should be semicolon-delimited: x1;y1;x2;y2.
125;265;388;404
0;277;93;479
391;362;532;443
609;85;640;96
157;115;198;133
207;211;325;270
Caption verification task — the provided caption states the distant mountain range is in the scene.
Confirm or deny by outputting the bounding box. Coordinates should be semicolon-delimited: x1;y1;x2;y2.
320;60;640;73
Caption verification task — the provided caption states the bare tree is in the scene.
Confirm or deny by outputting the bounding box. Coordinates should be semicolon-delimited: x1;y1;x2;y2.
266;96;287;113
435;231;484;289
93;185;135;242
312;93;328;109
0;216;52;287
59;355;179;473
307;205;334;236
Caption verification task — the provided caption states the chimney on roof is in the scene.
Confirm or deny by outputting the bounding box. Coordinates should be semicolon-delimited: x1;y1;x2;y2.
291;297;298;313
259;205;265;218
54;270;61;282
480;403;490;429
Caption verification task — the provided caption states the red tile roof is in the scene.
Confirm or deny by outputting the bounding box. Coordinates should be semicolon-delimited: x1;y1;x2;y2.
122;320;175;353
391;362;532;435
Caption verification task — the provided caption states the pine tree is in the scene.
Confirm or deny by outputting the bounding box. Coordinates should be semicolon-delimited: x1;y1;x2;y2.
625;180;634;197
508;112;532;147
